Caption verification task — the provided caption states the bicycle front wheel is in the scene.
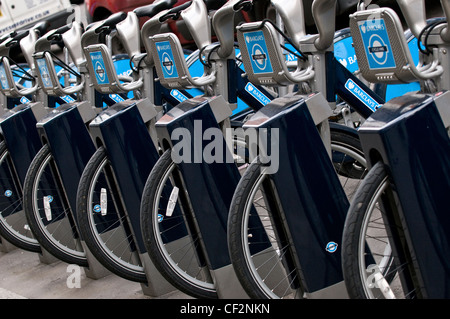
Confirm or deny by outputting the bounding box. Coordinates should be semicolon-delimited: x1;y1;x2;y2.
227;134;368;299
0;141;40;252
23;144;87;266
342;161;424;299
76;146;147;283
140;149;217;299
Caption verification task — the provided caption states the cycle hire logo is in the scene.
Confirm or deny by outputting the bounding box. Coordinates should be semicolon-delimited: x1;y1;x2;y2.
156;41;179;79
244;30;273;75
326;241;338;253
359;18;396;70
89;51;109;85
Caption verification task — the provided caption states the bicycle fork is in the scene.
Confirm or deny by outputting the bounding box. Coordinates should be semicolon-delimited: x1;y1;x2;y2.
35;101;112;277
88;98;178;296
0;103;45;253
155;95;258;298
357;91;450;298
242;92;350;298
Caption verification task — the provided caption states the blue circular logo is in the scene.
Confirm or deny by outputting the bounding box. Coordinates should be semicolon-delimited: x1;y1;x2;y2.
326;241;338;253
157;214;164;223
47;195;53;203
368;34;388;66
93;204;101;213
4;190;12;197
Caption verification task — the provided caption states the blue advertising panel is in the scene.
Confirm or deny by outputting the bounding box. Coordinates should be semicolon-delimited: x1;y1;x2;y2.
36;58;53;89
155;41;179;79
358;18;396;70
89;51;110;85
243;30;273;75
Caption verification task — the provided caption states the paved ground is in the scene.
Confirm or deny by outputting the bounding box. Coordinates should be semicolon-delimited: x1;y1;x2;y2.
0;244;192;299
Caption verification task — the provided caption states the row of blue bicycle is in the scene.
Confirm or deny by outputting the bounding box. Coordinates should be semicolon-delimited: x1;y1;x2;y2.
0;0;448;299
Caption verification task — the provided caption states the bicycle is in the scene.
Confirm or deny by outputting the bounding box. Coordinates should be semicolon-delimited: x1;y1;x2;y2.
73;0;292;292
74;4;184;293
137;0;384;299
21;10;186;280
0;22;57;253
0;18;129;257
19;19;121;272
20;9;179;267
73;0;240;296
223;0;443;299
341;0;450;299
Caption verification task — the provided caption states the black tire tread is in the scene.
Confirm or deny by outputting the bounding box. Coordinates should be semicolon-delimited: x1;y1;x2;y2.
23;144;87;265
0;141;41;253
140;150;218;299
227;159;270;299
341;161;387;299
76;146;147;283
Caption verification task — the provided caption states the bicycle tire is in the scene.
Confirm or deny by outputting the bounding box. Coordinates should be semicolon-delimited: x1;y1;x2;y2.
341;161;423;299
76;146;147;283
227;133;368;299
23;144;88;266
330;128;367;202
0;141;41;252
330;128;366;179
140;149;218;299
227;159;294;299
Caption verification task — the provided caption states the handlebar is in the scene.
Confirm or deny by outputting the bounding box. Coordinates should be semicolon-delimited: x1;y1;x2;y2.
396;0;427;39
159;1;192;22
45;23;73;43
395;1;450;45
442;0;450;23
233;0;253;12
0;23;45;97
312;0;337;51
5;30;29;47
95;11;127;33
440;0;450;42
180;0;211;50
52;24;72;37
271;0;306;46
0;33;11;44
32;21;50;37
81;12;127;50
134;0;177;18
212;0;254;58
11;21;50;42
